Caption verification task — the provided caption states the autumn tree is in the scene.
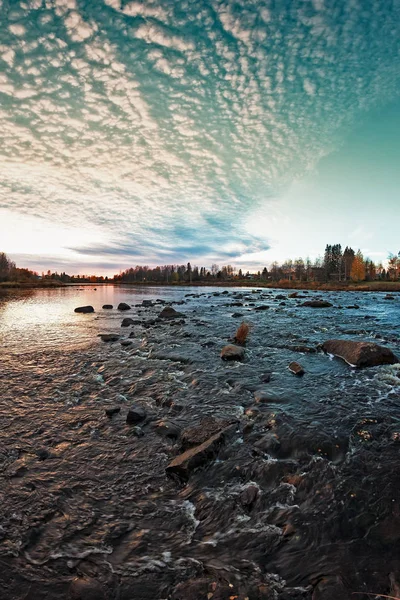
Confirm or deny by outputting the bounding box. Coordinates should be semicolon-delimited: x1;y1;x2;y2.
350;250;366;282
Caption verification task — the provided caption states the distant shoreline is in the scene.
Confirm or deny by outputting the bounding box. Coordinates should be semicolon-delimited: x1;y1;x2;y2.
1;280;399;292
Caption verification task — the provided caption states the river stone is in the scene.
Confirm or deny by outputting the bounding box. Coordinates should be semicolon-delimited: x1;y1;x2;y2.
181;417;230;449
102;304;113;309
142;299;153;306
121;317;135;327
221;344;245;361
158;306;184;319
322;339;398;368
289;361;305;376
276;294;286;300
121;339;133;346
153;420;181;439
288;292;298;298
254;305;269;311
385;294;395;300
117;302;131;311
74;305;94;313
126;405;146;424
105;406;121;417
301;300;333;308
166;430;225;479
240;484;259;508
99;333;119;342
69;577;105;600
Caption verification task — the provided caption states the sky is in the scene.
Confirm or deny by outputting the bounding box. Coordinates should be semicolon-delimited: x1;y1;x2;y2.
0;0;399;275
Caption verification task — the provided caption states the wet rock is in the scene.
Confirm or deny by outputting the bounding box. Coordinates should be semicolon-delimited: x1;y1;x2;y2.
301;300;333;308
99;333;119;342
153;420;181;439
346;304;360;309
105;406;121;417
126;405;147;424
69;577;105;600
142;299;154;307
312;577;350;600
322;339;398;368
158;306;184;319
221;344;245;361
121;317;135;327
181;417;230;449
166;429;226;480
74;305;94;313
254;390;287;403
276;294;286;300
117;302;131;311
288;361;305;376
151;350;192;364
121;340;133;347
260;372;272;383
254;305;270;311
232;312;244;318
287;345;316;353
102;304;113;309
288;292;298;298
385;294;395;300
240;484;259;508
253;433;280;454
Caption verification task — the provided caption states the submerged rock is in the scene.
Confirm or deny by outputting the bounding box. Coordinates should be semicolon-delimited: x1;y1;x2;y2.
121;317;135;327
126;405;147;424
289;361;305;376
158;306;184;319
322;339;398;368
221;344;245;361
74;305;94;313
117;302;131;311
302;300;333;308
99;333;119;342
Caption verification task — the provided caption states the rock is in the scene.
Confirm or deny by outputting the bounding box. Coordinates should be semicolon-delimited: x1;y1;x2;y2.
102;304;113;309
346;304;360;309
301;300;333;308
121;317;134;327
288;292;298;298
385;294;395;300
74;305;94;313
121;339;133;347
105;406;121;417
99;333;119;342
254;305;269;311
232;312;244;318
166;430;226;479
240;484;259;508
158;306;184;319
254;390;287;403
153;420;181;439
276;294;286;300
288;361;305;376
142;299;153;307
221;344;245;361
322;339;398;368
126;405;147;424
260;372;272;383
69;577;105;600
117;302;131;311
181;418;229;449
253;433;280;453
287;345;317;353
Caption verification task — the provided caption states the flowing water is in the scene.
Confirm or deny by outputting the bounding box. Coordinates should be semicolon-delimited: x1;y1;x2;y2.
0;285;399;600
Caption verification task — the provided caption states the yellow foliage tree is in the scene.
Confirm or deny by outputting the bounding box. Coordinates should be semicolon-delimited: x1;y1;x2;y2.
350;250;366;282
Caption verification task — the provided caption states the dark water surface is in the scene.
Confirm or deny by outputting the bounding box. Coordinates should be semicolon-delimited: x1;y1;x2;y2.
0;285;399;600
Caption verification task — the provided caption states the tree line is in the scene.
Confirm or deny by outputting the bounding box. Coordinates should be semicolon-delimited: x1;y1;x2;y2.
0;245;399;285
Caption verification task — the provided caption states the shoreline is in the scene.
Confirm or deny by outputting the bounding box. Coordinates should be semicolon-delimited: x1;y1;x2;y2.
1;280;399;292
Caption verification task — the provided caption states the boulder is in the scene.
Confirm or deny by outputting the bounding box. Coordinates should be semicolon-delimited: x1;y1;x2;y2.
221;344;245;361
102;304;113;309
288;292;298;298
275;294;286;300
322;339;398;368
142;299;153;307
385;294;395;300
152;420;181;439
302;300;333;308
99;333;119;342
74;305;94;313
121;317;134;327
121;340;133;347
126;405;147;424
69;577;105;600
288;361;305;376
117;302;131;311
158;306;184;319
166;430;225;479
253;305;269;311
240;484;259;508
181;417;229;449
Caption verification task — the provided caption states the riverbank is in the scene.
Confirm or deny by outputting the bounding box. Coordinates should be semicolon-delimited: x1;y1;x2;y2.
0;280;65;289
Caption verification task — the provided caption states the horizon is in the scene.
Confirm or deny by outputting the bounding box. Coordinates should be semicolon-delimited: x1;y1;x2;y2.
1;0;399;272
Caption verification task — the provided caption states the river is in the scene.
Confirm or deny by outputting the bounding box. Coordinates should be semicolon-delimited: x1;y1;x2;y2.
0;285;399;600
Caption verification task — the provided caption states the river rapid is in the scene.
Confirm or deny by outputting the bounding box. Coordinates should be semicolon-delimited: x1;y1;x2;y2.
0;285;399;600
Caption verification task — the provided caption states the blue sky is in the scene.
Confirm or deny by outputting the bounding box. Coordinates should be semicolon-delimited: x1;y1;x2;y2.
0;0;399;274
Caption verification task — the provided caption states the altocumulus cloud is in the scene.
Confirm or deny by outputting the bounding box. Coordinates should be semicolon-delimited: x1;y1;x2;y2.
0;0;399;270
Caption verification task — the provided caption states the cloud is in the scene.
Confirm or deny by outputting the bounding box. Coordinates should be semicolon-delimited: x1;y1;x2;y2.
0;0;399;271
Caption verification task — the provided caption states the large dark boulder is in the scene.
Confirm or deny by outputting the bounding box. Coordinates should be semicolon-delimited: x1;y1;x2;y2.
117;302;131;311
126;405;147;424
74;305;94;313
158;306;184;319
99;333;119;342
102;304;113;309
302;300;333;308
121;317;134;327
322;339;398;368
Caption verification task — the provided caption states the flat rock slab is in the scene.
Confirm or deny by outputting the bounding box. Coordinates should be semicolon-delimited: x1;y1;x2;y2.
322;339;398;368
181;417;230;450
74;305;94;313
166;429;226;480
302;300;333;308
221;344;245;361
